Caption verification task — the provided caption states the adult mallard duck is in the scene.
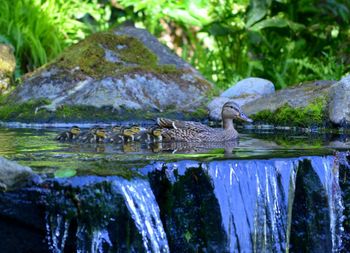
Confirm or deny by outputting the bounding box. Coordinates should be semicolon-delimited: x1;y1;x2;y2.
55;126;81;141
157;101;252;142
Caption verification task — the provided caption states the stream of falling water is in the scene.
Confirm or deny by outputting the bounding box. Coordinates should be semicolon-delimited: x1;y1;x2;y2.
112;178;170;253
45;177;169;253
44;155;345;252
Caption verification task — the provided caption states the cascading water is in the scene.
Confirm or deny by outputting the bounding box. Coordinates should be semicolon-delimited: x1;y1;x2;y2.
311;156;345;253
112;178;170;253
147;156;345;252
41;155;347;252
45;176;169;253
46;213;71;253
204;159;298;253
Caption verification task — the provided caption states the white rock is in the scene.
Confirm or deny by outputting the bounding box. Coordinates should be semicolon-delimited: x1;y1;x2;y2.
328;74;350;126
208;78;275;121
220;77;275;98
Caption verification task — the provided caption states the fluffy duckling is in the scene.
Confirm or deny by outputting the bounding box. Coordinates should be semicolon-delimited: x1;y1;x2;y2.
95;127;107;143
150;127;162;143
55;126;81;141
122;127;137;142
109;125;124;143
78;127;97;143
78;127;107;143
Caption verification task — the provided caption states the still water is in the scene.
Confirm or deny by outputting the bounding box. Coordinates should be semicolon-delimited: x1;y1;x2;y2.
0;126;349;253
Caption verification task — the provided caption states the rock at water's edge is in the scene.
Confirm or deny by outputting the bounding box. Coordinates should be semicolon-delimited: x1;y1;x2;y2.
208;77;275;121
220;77;275;97
6;24;212;122
328;75;350;126
0;157;35;191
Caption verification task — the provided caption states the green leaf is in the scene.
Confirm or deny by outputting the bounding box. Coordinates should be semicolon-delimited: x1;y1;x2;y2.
54;168;77;178
249;17;305;31
246;0;269;28
165;9;203;26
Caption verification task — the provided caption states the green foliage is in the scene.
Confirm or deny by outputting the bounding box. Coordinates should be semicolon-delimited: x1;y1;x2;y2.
108;0;350;89
251;97;328;127
0;0;111;74
1;0;349;90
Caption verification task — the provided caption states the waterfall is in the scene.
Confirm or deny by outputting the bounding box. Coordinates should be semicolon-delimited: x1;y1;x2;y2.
112;178;170;253
75;225;112;253
148;156;345;252
312;156;345;253
45;213;70;253
43;155;346;253
45;176;169;253
205;159;298;253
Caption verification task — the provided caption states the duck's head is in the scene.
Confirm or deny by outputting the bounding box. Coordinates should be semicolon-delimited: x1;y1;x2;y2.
123;128;134;137
152;128;162;137
130;125;141;134
222;101;253;123
96;128;107;138
70;126;81;135
112;125;123;133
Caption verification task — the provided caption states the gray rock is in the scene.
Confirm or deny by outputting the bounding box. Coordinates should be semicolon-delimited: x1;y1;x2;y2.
242;80;336;116
0;157;35;191
0;44;16;94
208;77;275;121
220;77;275;97
9;25;212;119
328;75;350;126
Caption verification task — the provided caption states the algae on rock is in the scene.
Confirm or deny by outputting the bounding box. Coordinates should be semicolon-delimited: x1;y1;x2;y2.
6;25;212;123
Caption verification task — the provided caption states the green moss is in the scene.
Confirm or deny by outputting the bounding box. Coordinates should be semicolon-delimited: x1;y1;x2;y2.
251;97;328;127
0;99;51;122
54;31;182;79
0;99;209;123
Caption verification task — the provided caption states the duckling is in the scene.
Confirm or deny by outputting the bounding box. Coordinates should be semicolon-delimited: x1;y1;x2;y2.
55;126;81;141
78;127;100;143
122;127;137;142
130;125;143;141
150;127;163;143
108;125;124;143
140;126;163;143
95;127;107;143
157;101;252;142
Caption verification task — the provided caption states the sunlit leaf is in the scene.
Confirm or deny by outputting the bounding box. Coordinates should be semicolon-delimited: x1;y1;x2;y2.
246;0;269;27
249;17;305;32
54;168;77;178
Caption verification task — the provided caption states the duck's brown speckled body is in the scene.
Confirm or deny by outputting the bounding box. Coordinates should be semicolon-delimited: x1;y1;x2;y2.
157;101;252;142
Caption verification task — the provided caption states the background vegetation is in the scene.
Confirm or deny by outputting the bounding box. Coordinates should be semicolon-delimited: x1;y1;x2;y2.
1;0;349;90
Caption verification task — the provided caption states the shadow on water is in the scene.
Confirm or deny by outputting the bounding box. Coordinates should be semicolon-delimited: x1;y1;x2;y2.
0;127;349;252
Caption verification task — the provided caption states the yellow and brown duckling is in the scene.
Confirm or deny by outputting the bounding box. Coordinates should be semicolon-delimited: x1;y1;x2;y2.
122;125;142;142
55;126;81;141
141;126;163;143
150;127;162;142
157;101;252;142
95;127;107;143
79;127;107;143
108;125;124;143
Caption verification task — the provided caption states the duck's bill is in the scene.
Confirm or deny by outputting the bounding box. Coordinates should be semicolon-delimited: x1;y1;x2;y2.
239;113;253;123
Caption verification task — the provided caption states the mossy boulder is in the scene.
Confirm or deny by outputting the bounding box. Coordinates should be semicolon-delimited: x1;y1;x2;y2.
242;77;350;128
0;44;16;94
7;24;212;122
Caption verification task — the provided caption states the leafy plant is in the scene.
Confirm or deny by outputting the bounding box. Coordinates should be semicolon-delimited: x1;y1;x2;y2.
0;0;111;75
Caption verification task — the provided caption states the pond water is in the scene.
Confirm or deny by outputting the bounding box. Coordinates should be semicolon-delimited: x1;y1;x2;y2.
0;126;350;253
